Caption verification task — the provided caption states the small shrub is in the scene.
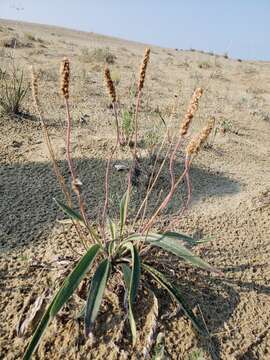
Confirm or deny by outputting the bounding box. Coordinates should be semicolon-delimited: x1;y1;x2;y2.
0;65;29;115
24;32;36;42
0;36;17;48
79;47;116;64
25;33;44;43
0;35;32;49
198;61;211;69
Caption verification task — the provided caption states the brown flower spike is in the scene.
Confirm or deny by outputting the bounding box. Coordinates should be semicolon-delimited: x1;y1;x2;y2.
180;87;204;136
186;117;215;156
104;67;116;103
60;58;70;99
138;47;150;91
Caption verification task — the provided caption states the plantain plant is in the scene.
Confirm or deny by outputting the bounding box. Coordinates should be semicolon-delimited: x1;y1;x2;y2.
24;49;220;359
23;194;219;359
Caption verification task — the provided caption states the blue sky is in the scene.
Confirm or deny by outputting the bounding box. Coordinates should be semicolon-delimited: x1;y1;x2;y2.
1;0;269;60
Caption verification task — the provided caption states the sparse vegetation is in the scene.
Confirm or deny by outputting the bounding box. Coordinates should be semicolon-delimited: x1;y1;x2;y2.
79;46;116;64
24;33;36;42
0;35;32;48
24;32;44;43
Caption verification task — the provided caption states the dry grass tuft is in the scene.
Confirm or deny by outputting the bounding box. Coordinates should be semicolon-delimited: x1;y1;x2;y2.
0;63;29;115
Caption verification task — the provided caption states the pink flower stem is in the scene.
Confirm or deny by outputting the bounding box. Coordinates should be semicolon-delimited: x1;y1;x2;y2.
102;102;120;229
64;98;88;228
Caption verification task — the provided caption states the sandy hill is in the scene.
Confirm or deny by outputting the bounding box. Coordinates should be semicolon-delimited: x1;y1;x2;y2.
0;19;269;359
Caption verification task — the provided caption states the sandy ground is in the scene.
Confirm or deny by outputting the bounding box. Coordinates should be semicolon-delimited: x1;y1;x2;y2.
0;19;270;359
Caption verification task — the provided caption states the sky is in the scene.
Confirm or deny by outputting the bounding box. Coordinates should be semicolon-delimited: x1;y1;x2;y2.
0;0;270;60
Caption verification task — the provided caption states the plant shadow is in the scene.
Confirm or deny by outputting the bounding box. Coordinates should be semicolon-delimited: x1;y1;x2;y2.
154;263;270;360
0;156;240;249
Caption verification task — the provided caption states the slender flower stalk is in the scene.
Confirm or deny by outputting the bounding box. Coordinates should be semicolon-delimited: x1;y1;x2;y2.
102;67;120;228
60;58;90;233
102;110;119;229
31;66;88;249
134;135;172;228
31;66;70;204
142;88;205;231
142;164;189;233
104;67;120;144
168;87;204;196
179;117;215;213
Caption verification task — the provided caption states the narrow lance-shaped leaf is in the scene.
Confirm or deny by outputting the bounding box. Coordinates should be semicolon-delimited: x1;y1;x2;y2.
23;244;101;360
54;198;100;243
159;231;202;246
122;264;136;347
123;243;141;303
119;190;129;235
163;231;213;245
107;217;117;240
122;263;131;287
53;198;85;226
85;259;111;336
142;263;208;336
107;217;117;255
144;233;220;273
121;242;141;345
127;232;212;247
